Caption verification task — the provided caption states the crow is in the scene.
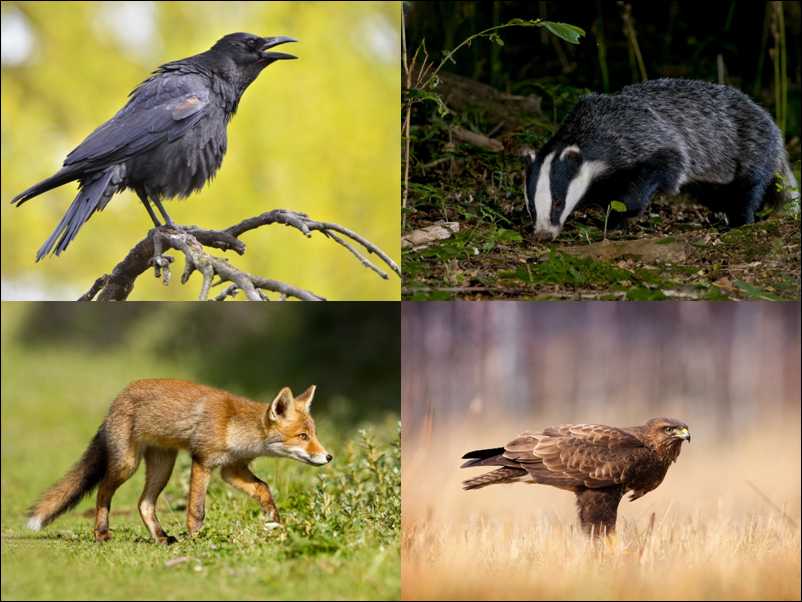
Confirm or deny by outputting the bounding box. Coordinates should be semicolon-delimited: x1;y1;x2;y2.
10;32;297;261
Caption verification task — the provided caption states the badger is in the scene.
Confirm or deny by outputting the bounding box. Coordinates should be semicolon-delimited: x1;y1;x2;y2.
524;78;799;240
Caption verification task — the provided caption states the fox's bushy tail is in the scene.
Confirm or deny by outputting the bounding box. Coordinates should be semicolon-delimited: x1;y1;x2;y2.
27;427;108;531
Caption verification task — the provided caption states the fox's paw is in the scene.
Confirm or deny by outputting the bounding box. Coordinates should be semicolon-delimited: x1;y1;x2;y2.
94;530;112;543
263;521;283;531
156;534;178;545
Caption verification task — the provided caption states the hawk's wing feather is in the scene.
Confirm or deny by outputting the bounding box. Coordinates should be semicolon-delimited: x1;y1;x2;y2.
502;424;648;489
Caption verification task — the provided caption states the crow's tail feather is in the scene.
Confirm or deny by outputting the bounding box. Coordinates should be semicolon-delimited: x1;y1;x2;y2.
10;168;80;207
35;166;124;261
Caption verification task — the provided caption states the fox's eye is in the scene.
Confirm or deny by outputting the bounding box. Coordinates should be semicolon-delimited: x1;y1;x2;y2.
298;433;309;441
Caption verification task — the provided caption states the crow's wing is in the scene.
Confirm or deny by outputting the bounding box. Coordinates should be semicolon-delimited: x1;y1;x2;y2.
503;425;649;489
63;71;211;170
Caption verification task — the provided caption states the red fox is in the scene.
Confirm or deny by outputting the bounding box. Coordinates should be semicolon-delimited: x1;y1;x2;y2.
26;379;332;543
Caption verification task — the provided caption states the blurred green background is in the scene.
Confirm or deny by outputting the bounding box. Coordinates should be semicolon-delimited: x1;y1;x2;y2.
1;1;401;301
1;302;400;599
2;301;400;424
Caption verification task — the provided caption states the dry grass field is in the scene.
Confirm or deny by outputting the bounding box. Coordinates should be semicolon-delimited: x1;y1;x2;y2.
402;418;801;600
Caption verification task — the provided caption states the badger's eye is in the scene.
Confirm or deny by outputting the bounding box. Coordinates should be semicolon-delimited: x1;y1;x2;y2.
298;433;309;441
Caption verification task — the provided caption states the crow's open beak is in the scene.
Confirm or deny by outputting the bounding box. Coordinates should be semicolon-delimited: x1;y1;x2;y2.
260;36;298;61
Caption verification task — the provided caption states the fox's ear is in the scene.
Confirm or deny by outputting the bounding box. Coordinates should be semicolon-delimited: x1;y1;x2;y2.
295;385;316;410
268;387;294;422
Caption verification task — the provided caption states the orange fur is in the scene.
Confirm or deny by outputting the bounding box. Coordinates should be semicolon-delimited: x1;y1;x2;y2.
27;379;332;543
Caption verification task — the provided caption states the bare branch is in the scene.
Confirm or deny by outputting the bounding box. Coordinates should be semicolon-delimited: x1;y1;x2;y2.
82;210;395;301
78;275;109;301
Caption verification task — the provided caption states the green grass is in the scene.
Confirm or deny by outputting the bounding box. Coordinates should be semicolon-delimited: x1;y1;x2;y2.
1;310;400;601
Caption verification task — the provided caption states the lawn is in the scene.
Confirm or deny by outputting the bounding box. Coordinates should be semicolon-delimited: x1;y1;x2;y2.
1;307;400;601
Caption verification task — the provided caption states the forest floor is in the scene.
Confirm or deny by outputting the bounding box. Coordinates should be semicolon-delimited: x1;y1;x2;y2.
402;87;801;301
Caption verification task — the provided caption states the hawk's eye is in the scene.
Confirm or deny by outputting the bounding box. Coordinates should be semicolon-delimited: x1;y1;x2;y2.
664;427;673;433
298;433;309;441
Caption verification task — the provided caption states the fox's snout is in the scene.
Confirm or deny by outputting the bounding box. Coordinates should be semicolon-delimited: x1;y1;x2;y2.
311;452;334;466
298;449;333;466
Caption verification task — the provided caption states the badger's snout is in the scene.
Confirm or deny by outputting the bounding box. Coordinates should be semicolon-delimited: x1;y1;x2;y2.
533;228;559;242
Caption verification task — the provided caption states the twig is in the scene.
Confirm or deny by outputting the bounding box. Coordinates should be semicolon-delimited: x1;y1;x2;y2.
638;512;656;561
78;275;109;301
402;8;412;232
81;209;395;301
225;210;400;277
451;126;503;152
214;284;241;301
746;479;799;528
619;2;647;81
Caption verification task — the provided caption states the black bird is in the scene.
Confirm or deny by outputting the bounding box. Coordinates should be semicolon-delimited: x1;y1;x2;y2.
11;32;297;261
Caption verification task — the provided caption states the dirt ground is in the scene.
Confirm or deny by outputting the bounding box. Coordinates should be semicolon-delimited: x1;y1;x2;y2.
403;126;801;301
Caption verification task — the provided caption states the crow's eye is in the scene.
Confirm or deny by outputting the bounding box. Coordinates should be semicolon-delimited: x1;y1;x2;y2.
298;433;309;441
247;38;259;49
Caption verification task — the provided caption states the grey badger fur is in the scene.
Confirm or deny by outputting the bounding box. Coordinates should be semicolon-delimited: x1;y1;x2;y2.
525;78;798;240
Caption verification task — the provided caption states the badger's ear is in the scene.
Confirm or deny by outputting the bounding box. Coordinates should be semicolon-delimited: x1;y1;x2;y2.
522;148;536;168
560;145;582;162
295;385;316;411
267;387;294;422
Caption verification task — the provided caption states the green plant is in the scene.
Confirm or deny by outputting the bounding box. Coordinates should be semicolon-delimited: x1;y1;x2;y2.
770;1;788;133
603;200;628;240
401;15;586;230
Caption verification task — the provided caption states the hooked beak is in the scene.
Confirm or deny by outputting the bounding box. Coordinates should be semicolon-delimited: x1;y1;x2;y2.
677;426;691;443
260;35;298;61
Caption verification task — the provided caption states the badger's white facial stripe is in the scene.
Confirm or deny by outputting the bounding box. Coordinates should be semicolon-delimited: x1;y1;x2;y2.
534;152;556;235
559;160;608;226
560;145;581;160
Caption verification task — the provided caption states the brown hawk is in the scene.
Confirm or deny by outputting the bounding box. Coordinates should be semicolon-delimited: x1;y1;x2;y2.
461;417;691;535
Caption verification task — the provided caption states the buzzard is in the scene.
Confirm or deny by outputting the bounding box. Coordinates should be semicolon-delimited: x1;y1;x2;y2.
461;417;690;535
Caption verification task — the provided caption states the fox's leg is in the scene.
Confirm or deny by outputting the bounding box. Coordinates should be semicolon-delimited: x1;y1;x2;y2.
94;451;140;542
138;447;178;544
221;463;281;524
186;460;211;536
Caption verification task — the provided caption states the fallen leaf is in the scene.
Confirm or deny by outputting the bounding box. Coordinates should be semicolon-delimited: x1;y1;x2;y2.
402;222;460;251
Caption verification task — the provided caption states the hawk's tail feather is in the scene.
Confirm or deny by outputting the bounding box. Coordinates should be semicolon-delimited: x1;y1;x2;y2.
462;467;527;490
460;446;505;468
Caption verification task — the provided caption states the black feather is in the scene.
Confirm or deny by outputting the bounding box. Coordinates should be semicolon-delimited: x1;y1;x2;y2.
11;32;296;259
